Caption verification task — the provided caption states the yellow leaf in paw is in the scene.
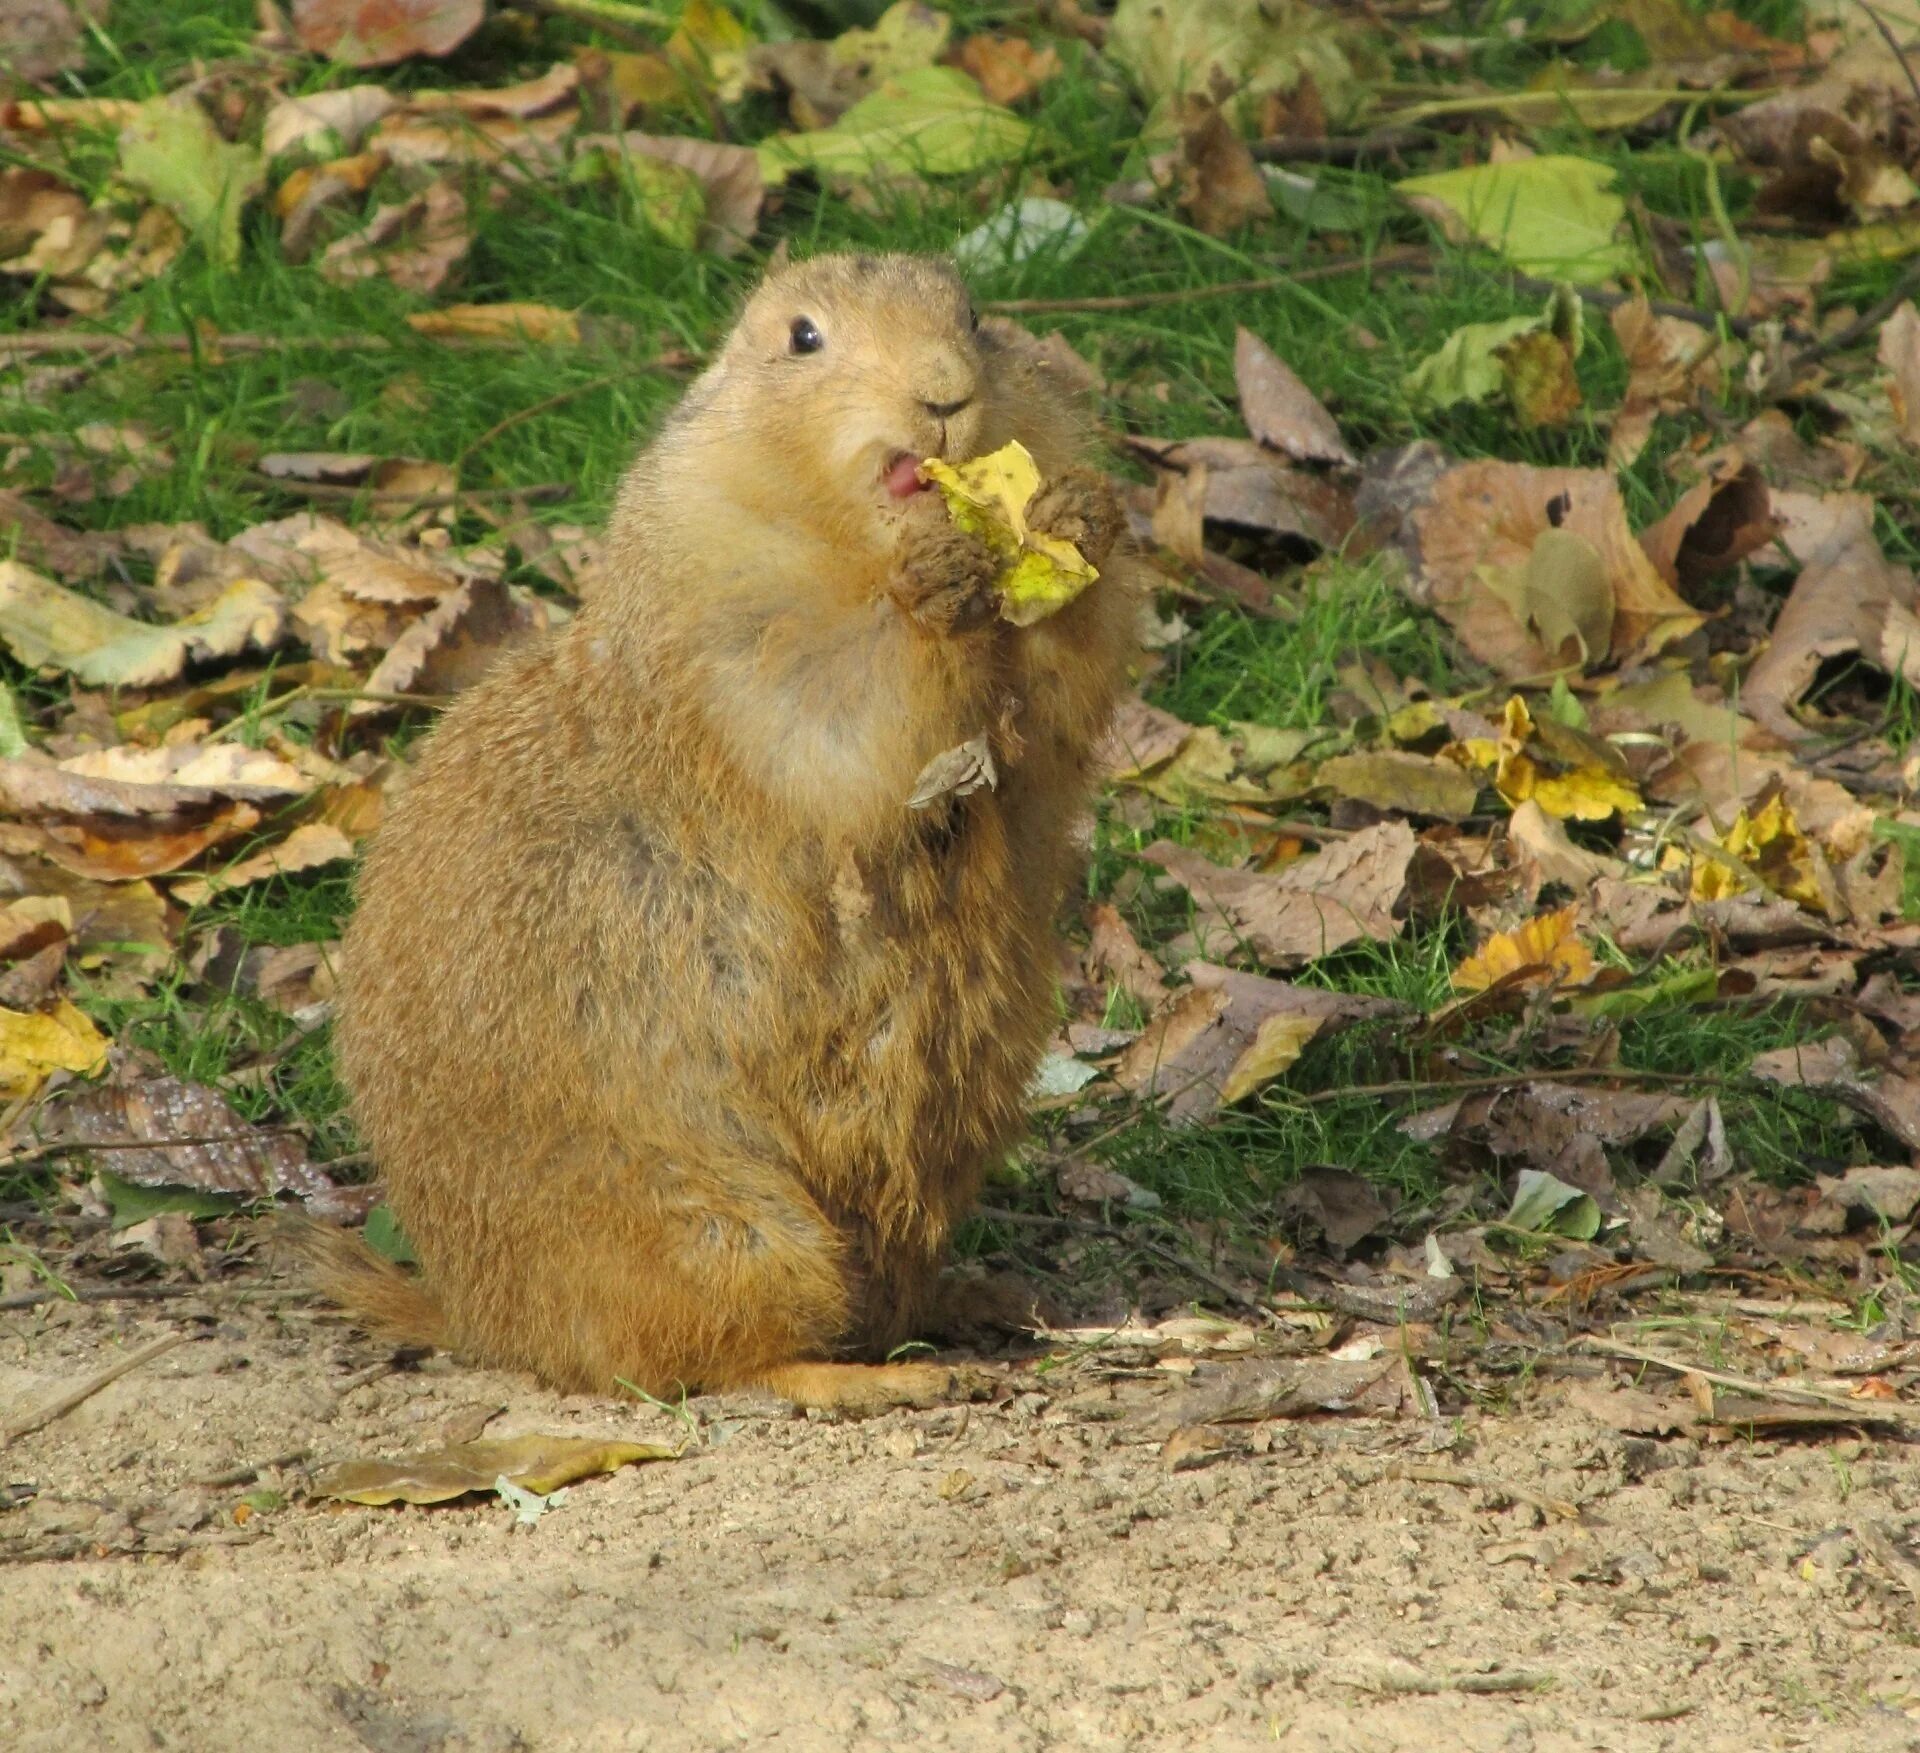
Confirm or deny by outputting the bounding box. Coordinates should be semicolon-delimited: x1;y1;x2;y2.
919;440;1097;627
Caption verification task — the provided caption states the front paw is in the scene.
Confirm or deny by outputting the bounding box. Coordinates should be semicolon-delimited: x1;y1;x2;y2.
1026;466;1123;568
891;520;1001;635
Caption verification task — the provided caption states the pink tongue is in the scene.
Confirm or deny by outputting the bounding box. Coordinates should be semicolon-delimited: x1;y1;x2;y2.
886;455;927;499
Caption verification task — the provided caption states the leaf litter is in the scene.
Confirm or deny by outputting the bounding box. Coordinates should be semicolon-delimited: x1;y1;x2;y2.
3;0;1920;1602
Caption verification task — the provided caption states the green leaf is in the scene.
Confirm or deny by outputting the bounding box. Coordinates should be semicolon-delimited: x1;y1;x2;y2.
117;98;264;272
1404;285;1585;424
1505;1168;1602;1240
0;678;29;758
363;1204;418;1265
757;65;1033;181
99;1172;241;1230
1397;155;1632;283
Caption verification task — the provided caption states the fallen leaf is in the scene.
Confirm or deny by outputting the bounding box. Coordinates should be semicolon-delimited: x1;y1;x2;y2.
1608;295;1729;468
1085;902;1171;1008
411;63;581;119
1509;798;1625;890
1750;1035;1920;1153
1099;696;1192;778
1743;497;1917;741
1173;100;1273;236
1144;821;1416;969
0;0;99;82
42;1071;363;1219
953;197;1090;273
405;302;581;345
1880;301;1920;449
1399;155;1632;282
1279;1165;1396;1252
1314;750;1481;821
0;998;106;1101
1136;1355;1423;1435
0;563;284;688
1235;327;1354;466
360;578;553;704
1506;1168;1601;1239
367;109;573;177
953;35;1061;107
116;98;265;272
758;67;1032;183
290;0;484;69
1126;436;1357;550
1113;962;1402;1123
1404;285;1584;428
1452;903;1596;995
261;86;398;160
318;178;470;296
1405;460;1704;677
1452;696;1641;822
1107;0;1380;136
1637;461;1775;596
576;132;765;257
310;1434;675;1506
170;824;355;908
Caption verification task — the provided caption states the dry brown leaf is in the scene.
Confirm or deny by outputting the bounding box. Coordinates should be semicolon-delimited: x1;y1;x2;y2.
0;859;171;991
1174;102;1273;237
1879;300;1920;449
1750;1036;1920;1153
289;0;484;69
1144;821;1416;969
953;34;1061;106
1150;466;1208;567
0;0;103;83
1508;799;1624;891
318;177;469;295
311;1433;675;1507
170;823;356;908
411;63;580;119
41;1070;364;1218
1637;460;1776;596
1136;1355;1424;1435
1234;327;1354;467
1127;436;1356;550
1407;461;1702;678
261;86;397;160
1607;295;1728;469
357;578;554;707
1113;962;1402;1124
1098;696;1192;778
367;109;573;176
1085;902;1170;1008
577;132;765;257
1744;496;1918;741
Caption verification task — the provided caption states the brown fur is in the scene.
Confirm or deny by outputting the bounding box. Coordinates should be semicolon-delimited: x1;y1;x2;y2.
325;254;1141;1411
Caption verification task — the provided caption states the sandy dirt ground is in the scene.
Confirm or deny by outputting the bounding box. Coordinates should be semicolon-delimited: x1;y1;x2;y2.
4;1287;1920;1753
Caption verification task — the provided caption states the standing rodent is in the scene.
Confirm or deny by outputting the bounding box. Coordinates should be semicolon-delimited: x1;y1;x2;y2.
317;252;1141;1412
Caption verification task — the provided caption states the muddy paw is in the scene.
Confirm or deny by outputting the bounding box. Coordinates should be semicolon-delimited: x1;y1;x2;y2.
1026;466;1123;568
868;1359;1001;1411
892;521;1001;634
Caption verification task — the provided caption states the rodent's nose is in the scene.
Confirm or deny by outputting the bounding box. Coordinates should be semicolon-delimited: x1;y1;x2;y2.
922;395;973;419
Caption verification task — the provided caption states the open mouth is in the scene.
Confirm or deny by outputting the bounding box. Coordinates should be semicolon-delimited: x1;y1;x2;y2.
882;450;928;500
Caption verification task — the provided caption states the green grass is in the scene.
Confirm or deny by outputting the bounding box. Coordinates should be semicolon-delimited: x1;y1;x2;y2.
1;0;1910;1265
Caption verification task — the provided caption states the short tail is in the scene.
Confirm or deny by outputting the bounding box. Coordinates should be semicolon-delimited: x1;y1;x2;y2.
284;1217;450;1350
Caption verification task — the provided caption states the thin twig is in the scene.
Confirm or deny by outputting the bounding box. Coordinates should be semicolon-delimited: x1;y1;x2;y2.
454;373;624;469
1;1332;188;1447
1251;129;1433;165
976;1204;1278;1324
1855;2;1920;112
1294;1066;1724;1106
1796;255;1920;368
0;1283;311;1312
251;478;572;507
983;248;1428;316
1576;1334;1920;1425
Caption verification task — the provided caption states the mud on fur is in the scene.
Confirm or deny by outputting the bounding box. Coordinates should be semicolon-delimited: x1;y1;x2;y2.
306;252;1142;1414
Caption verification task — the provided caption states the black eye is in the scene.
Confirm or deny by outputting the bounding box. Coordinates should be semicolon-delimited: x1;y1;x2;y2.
789;316;823;355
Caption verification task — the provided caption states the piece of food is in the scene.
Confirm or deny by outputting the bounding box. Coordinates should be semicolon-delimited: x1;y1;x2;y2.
919;440;1097;626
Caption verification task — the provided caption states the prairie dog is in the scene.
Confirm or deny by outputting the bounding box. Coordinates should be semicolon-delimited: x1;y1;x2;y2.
320;253;1141;1411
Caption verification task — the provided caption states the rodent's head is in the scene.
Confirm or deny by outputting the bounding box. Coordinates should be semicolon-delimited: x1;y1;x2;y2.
651;252;1080;548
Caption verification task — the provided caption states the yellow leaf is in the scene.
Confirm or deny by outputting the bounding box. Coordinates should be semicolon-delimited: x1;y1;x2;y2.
405;303;581;345
920;440;1098;626
0;999;108;1101
309;1434;677;1507
1475;694;1642;821
1451;903;1596;995
1686;790;1830;911
1218;1012;1322;1105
